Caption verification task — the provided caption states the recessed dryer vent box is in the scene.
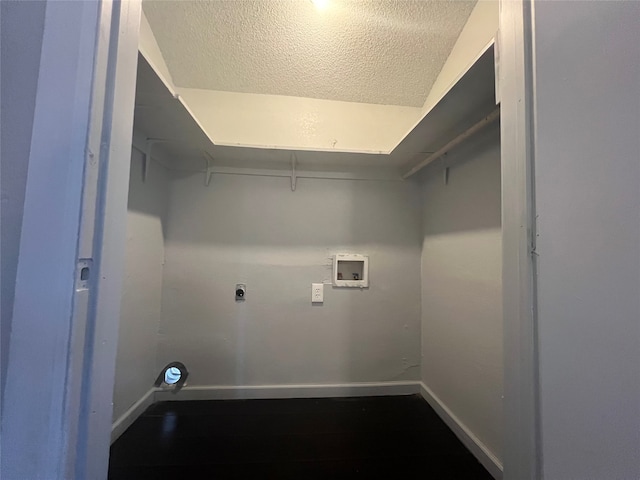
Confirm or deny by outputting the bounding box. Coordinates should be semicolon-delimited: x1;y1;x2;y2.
333;254;369;288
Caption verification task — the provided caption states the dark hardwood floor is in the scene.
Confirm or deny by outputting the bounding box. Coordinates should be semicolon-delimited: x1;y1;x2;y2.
109;394;493;479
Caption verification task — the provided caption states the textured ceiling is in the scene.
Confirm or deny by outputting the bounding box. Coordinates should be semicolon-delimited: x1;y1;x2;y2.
142;0;476;107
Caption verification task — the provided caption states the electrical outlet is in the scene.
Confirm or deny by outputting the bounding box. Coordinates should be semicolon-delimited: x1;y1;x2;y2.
312;283;324;303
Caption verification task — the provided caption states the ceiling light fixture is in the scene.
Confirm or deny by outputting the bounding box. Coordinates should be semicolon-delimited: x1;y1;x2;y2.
311;0;329;11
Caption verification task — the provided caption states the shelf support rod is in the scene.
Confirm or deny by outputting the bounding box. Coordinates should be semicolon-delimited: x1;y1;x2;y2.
402;107;501;179
143;138;171;182
203;151;215;186
291;153;297;191
143;139;156;183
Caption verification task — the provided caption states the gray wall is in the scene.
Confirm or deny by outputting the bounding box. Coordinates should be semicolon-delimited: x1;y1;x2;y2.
159;173;422;386
532;2;640;478
112;149;168;421
419;124;503;462
0;0;47;404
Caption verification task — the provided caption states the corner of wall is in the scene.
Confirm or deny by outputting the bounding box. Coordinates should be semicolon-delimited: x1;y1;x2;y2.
111;387;157;444
111;146;171;423
419;382;502;479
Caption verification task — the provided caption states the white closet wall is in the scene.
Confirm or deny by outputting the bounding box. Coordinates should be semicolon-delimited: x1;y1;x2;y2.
112;2;503;464
419;124;502;465
158;172;422;388
112;148;169;421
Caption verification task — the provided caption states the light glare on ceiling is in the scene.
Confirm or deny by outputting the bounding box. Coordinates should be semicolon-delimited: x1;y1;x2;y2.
311;0;329;11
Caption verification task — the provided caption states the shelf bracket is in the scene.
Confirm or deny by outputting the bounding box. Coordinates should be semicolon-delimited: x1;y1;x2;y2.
443;155;450;185
143;139;155;183
143;138;169;182
291;153;297;192
203;151;215;187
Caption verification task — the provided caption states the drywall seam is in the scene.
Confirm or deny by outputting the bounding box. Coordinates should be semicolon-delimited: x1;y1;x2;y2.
419;382;502;480
154;382;421;402
111;387;156;444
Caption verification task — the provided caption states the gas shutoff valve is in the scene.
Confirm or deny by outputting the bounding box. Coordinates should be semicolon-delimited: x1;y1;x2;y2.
235;284;246;301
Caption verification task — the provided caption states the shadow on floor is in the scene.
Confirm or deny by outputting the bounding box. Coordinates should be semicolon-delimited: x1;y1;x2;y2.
109;395;493;479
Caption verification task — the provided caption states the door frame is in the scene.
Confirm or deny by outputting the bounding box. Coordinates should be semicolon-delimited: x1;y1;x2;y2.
3;1;538;478
499;1;540;479
2;1;141;478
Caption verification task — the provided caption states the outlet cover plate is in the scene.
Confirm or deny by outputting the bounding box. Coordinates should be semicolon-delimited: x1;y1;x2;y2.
312;283;324;303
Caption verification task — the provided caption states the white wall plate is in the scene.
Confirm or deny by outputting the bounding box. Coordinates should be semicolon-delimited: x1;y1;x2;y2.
333;254;369;288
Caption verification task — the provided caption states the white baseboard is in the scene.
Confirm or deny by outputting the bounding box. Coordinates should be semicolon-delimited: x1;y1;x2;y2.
419;382;503;480
111;382;421;443
154;381;421;402
111;388;156;444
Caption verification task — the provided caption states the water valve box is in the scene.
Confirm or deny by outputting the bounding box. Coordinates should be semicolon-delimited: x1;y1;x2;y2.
333;254;369;288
